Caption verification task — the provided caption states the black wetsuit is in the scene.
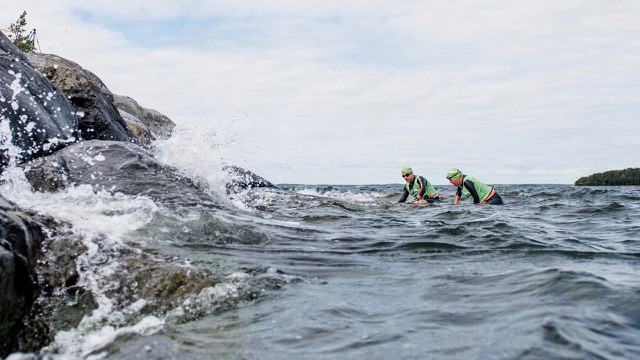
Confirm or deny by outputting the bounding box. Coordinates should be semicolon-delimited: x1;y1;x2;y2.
456;179;504;205
398;175;441;203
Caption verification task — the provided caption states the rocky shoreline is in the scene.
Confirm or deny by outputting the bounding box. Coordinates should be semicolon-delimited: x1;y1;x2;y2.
1;32;274;356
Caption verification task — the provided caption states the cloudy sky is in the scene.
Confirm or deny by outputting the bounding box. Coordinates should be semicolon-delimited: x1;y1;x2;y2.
3;1;639;184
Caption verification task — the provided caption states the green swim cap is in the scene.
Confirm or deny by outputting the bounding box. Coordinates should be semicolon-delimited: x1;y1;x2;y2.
447;168;463;179
401;166;413;175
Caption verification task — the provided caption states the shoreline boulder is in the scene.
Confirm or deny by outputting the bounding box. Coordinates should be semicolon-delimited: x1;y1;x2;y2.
0;33;78;169
113;94;176;141
0;195;44;356
25;53;139;145
22;140;219;208
118;109;155;147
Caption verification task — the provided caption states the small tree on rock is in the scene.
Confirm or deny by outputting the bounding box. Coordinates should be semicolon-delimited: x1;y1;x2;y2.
7;11;36;53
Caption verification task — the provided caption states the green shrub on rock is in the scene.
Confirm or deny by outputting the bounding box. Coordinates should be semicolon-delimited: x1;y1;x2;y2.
6;11;36;53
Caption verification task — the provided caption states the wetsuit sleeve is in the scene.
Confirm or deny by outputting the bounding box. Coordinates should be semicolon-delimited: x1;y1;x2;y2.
417;176;427;199
464;179;481;203
398;187;409;203
456;186;462;197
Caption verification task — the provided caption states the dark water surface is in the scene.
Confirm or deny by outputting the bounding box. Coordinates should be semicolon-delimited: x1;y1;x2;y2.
5;179;638;359
107;184;640;359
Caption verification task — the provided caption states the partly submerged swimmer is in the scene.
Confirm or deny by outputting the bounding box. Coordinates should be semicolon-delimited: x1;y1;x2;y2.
446;168;503;205
398;166;441;204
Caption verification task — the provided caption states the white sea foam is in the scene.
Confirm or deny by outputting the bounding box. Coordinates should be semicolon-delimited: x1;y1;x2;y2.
165;279;242;322
0;116;24;165
0;173;158;239
50;315;164;360
0;166;163;359
295;187;387;203
5;353;37;360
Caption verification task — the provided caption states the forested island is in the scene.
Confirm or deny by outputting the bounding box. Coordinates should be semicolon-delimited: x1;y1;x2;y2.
574;168;640;186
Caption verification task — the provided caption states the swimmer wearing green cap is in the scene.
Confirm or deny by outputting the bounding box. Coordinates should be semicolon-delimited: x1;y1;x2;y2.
398;166;441;204
446;168;503;205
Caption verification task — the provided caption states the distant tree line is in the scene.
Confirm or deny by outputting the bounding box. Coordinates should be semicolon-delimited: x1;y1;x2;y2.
575;167;640;186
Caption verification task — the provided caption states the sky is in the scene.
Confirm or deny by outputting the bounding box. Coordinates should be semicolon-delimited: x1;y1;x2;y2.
3;1;640;185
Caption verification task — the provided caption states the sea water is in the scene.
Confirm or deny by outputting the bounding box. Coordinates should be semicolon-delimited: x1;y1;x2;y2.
125;184;639;359
1;128;639;359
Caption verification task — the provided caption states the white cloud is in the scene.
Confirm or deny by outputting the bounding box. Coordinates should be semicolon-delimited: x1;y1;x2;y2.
4;1;640;184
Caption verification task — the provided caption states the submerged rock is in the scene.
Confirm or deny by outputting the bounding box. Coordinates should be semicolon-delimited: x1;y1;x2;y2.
25;53;139;145
0;194;97;355
224;165;278;193
103;248;220;315
20;223;97;354
0;33;78;169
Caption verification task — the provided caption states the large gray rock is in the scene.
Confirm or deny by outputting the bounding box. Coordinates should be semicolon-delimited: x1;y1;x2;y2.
22;141;276;205
22;140;219;208
113;94;176;140
118;109;154;147
25;53;139;145
0;33;78;169
0;194;97;355
0;195;44;356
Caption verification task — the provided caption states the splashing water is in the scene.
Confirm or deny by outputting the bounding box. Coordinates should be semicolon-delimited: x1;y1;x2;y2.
154;114;255;197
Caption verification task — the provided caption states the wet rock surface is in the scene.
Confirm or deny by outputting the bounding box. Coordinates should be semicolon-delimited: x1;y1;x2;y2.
0;33;78;168
224;165;278;193
113;94;176;141
25;52;139;145
118;109;155;147
22;140;220;208
18;223;97;354
1;31;278;357
0;194;100;355
0;195;44;355
23;140;277;204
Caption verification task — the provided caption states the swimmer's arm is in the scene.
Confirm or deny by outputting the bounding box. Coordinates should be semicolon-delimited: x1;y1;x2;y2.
454;186;462;204
416;176;427;200
464;180;481;203
398;187;409;203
